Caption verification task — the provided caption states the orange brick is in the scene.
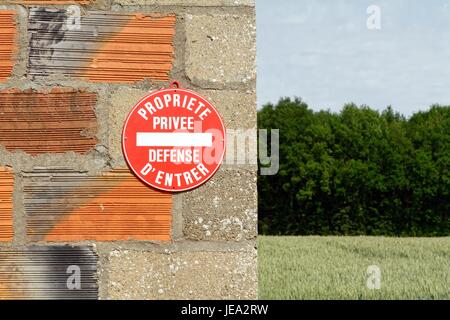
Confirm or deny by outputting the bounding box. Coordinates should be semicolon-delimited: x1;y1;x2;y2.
0;88;98;155
0;167;13;242
24;168;172;242
28;9;175;83
0;10;17;83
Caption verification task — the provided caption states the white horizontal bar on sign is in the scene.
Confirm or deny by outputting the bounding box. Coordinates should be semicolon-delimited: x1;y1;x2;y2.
136;132;213;147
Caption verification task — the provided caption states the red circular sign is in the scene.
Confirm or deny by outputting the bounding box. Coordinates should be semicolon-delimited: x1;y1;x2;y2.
122;86;226;192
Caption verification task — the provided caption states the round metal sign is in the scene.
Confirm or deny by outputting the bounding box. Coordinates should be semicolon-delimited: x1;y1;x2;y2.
122;83;226;192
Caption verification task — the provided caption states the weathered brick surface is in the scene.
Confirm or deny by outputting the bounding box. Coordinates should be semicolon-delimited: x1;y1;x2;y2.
114;0;254;6
105;249;257;299
0;10;17;83
183;167;257;241
185;14;256;87
24;168;172;242
0;88;98;155
28;9;175;83
0;167;13;242
0;246;97;299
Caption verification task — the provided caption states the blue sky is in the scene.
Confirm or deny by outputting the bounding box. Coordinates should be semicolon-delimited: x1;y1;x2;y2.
257;0;450;116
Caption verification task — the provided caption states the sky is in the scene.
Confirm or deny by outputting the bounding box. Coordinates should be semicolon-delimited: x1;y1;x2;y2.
256;0;450;116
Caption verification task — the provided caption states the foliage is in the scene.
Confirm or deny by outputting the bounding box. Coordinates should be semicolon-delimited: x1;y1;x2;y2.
258;98;449;235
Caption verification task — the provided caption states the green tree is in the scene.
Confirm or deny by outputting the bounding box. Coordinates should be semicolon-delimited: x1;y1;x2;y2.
258;98;449;236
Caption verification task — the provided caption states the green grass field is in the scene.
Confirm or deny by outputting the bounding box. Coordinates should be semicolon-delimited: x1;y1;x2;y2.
258;236;450;299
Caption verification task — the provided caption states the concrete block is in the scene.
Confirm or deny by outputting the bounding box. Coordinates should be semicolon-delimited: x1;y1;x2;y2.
185;14;256;87
198;90;256;129
183;167;257;241
104;248;257;299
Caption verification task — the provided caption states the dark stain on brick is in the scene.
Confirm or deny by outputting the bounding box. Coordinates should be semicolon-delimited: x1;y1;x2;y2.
28;8;175;83
0;246;98;299
28;8;66;71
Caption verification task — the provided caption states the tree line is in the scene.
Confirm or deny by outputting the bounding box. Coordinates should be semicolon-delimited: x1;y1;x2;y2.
258;98;449;236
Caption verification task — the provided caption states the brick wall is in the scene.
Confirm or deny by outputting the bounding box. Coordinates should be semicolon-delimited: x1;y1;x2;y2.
0;0;256;299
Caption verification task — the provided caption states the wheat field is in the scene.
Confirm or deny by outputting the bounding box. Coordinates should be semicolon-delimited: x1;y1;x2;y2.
258;236;450;299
